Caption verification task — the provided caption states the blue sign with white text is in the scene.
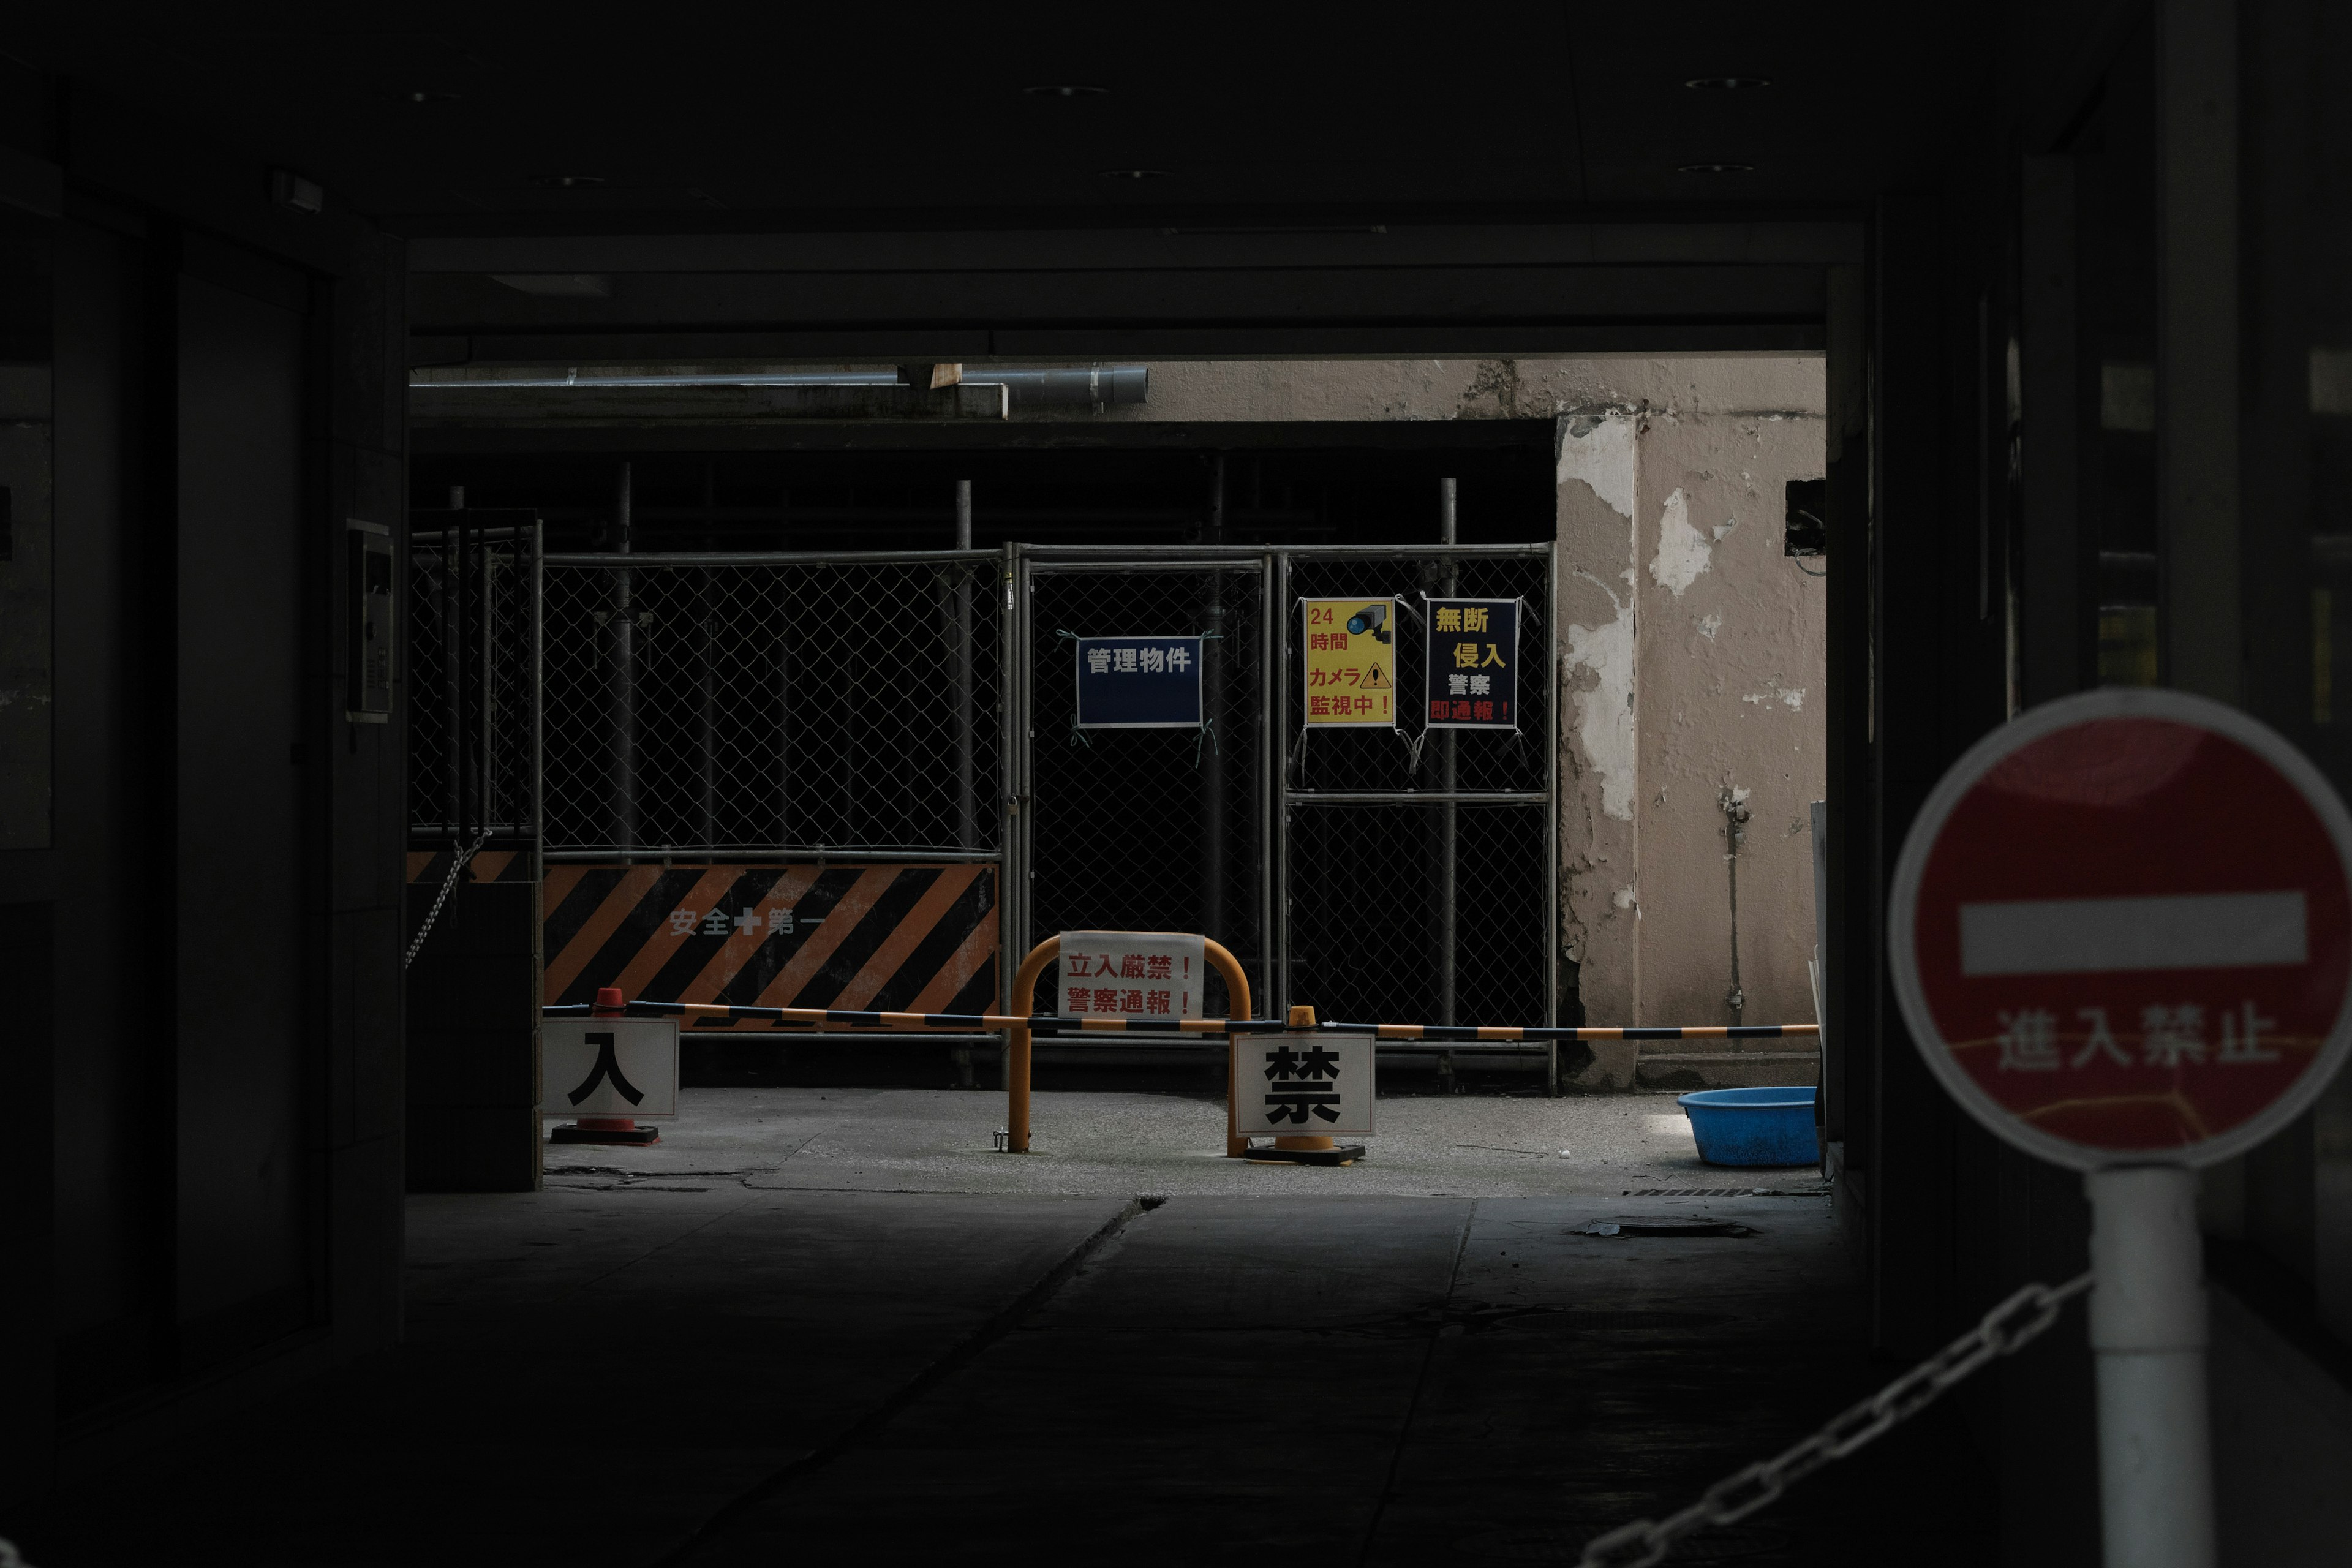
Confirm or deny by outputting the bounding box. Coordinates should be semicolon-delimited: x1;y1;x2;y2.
1074;636;1204;729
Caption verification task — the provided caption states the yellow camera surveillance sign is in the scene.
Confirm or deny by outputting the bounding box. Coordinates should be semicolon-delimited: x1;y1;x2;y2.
1301;597;1398;728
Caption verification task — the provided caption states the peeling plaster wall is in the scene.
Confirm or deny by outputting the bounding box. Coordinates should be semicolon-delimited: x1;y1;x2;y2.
1555;410;1643;1027
1628;390;1827;1030
1002;354;1828;1039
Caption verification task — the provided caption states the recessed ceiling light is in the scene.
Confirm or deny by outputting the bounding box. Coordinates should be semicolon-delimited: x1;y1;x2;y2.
405;89;460;104
528;174;606;189
1685;77;1771;89
1678;162;1756;175
1027;84;1109;97
1099;168;1169;179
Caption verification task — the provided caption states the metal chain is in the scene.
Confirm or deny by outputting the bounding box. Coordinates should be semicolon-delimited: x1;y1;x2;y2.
1575;1270;2095;1568
403;827;493;971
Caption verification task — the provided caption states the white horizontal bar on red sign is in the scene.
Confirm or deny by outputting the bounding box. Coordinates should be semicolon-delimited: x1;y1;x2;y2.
1957;890;2309;977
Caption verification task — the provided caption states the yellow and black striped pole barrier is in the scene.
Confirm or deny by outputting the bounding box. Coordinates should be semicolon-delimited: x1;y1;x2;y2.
546;994;1819;1157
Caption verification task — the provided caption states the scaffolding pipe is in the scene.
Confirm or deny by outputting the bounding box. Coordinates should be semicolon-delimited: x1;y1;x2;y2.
1438;477;1458;1027
611;461;638;861
954;480;977;850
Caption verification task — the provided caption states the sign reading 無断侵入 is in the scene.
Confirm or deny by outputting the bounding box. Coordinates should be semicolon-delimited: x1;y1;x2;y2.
1301;597;1398;727
1888;688;2352;1170
1055;930;1206;1020
1074;636;1203;729
1235;1031;1376;1137
1423;598;1520;729
540;1017;680;1120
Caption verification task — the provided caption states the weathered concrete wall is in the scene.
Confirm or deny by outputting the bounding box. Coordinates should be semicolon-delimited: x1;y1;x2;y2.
1036;355;1830;1047
1629;396;1827;1032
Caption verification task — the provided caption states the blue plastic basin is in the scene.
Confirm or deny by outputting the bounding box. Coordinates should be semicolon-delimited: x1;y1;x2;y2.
1676;1087;1819;1167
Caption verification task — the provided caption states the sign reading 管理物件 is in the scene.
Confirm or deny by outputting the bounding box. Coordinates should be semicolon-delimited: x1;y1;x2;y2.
1235;1031;1376;1137
1422;598;1520;729
1301;597;1399;727
1073;636;1203;729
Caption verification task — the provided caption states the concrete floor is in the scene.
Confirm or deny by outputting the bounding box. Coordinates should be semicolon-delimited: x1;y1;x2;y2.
6;1090;1990;1567
541;1085;1828;1197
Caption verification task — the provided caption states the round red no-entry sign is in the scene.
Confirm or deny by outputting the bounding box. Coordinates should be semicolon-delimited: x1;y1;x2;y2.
1890;690;2352;1169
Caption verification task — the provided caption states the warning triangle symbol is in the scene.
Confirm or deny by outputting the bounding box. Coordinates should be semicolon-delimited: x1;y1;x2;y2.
1362;664;1391;690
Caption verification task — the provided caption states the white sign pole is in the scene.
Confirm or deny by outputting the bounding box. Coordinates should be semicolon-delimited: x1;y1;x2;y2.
2086;1165;2215;1568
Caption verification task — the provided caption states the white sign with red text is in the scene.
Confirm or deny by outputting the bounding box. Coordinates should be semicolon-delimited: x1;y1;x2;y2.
1055;930;1206;1022
1889;689;2352;1170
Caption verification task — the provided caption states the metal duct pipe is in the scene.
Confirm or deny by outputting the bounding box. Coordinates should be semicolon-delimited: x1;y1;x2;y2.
410;365;1150;405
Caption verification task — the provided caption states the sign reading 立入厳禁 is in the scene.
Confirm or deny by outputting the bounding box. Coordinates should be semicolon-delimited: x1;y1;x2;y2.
1422;597;1520;730
1055;930;1206;1022
1888;688;2352;1170
1073;636;1203;729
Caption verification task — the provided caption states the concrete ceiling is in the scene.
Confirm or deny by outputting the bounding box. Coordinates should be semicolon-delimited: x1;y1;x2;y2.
9;3;1986;230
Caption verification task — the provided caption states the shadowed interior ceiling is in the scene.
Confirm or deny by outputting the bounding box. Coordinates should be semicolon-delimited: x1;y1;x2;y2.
7;4;1985;230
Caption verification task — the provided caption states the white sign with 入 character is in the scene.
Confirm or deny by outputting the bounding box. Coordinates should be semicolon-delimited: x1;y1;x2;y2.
540;1018;680;1119
1237;1031;1375;1137
1056;930;1206;1021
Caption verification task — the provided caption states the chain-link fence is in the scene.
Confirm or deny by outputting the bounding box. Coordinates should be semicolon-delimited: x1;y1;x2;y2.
412;538;1556;1035
1280;547;1558;1028
537;552;1003;856
408;521;538;846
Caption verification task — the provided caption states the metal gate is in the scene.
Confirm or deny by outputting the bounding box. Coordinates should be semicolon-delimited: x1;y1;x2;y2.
410;540;1555;1031
1008;543;1555;1028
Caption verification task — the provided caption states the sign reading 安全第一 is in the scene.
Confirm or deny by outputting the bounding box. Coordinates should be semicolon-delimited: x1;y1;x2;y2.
1235;1032;1376;1137
1422;598;1520;730
1074;636;1203;729
1056;930;1206;1020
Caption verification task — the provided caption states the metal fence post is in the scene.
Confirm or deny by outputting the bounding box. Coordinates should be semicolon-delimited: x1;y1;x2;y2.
477;519;494;842
530;519;545;881
1261;549;1282;1014
697;564;718;851
442;524;462;847
955;480;976;850
610;460;637;861
1001;540;1026;1090
1438;479;1459;1027
1544;538;1561;1093
1200;458;1227;954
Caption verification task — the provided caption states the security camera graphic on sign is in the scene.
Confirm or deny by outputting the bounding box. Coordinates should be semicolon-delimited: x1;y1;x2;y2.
1346;603;1392;643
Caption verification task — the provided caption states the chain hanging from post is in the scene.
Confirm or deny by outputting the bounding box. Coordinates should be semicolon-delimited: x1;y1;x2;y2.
1574;1272;2095;1568
404;826;494;970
